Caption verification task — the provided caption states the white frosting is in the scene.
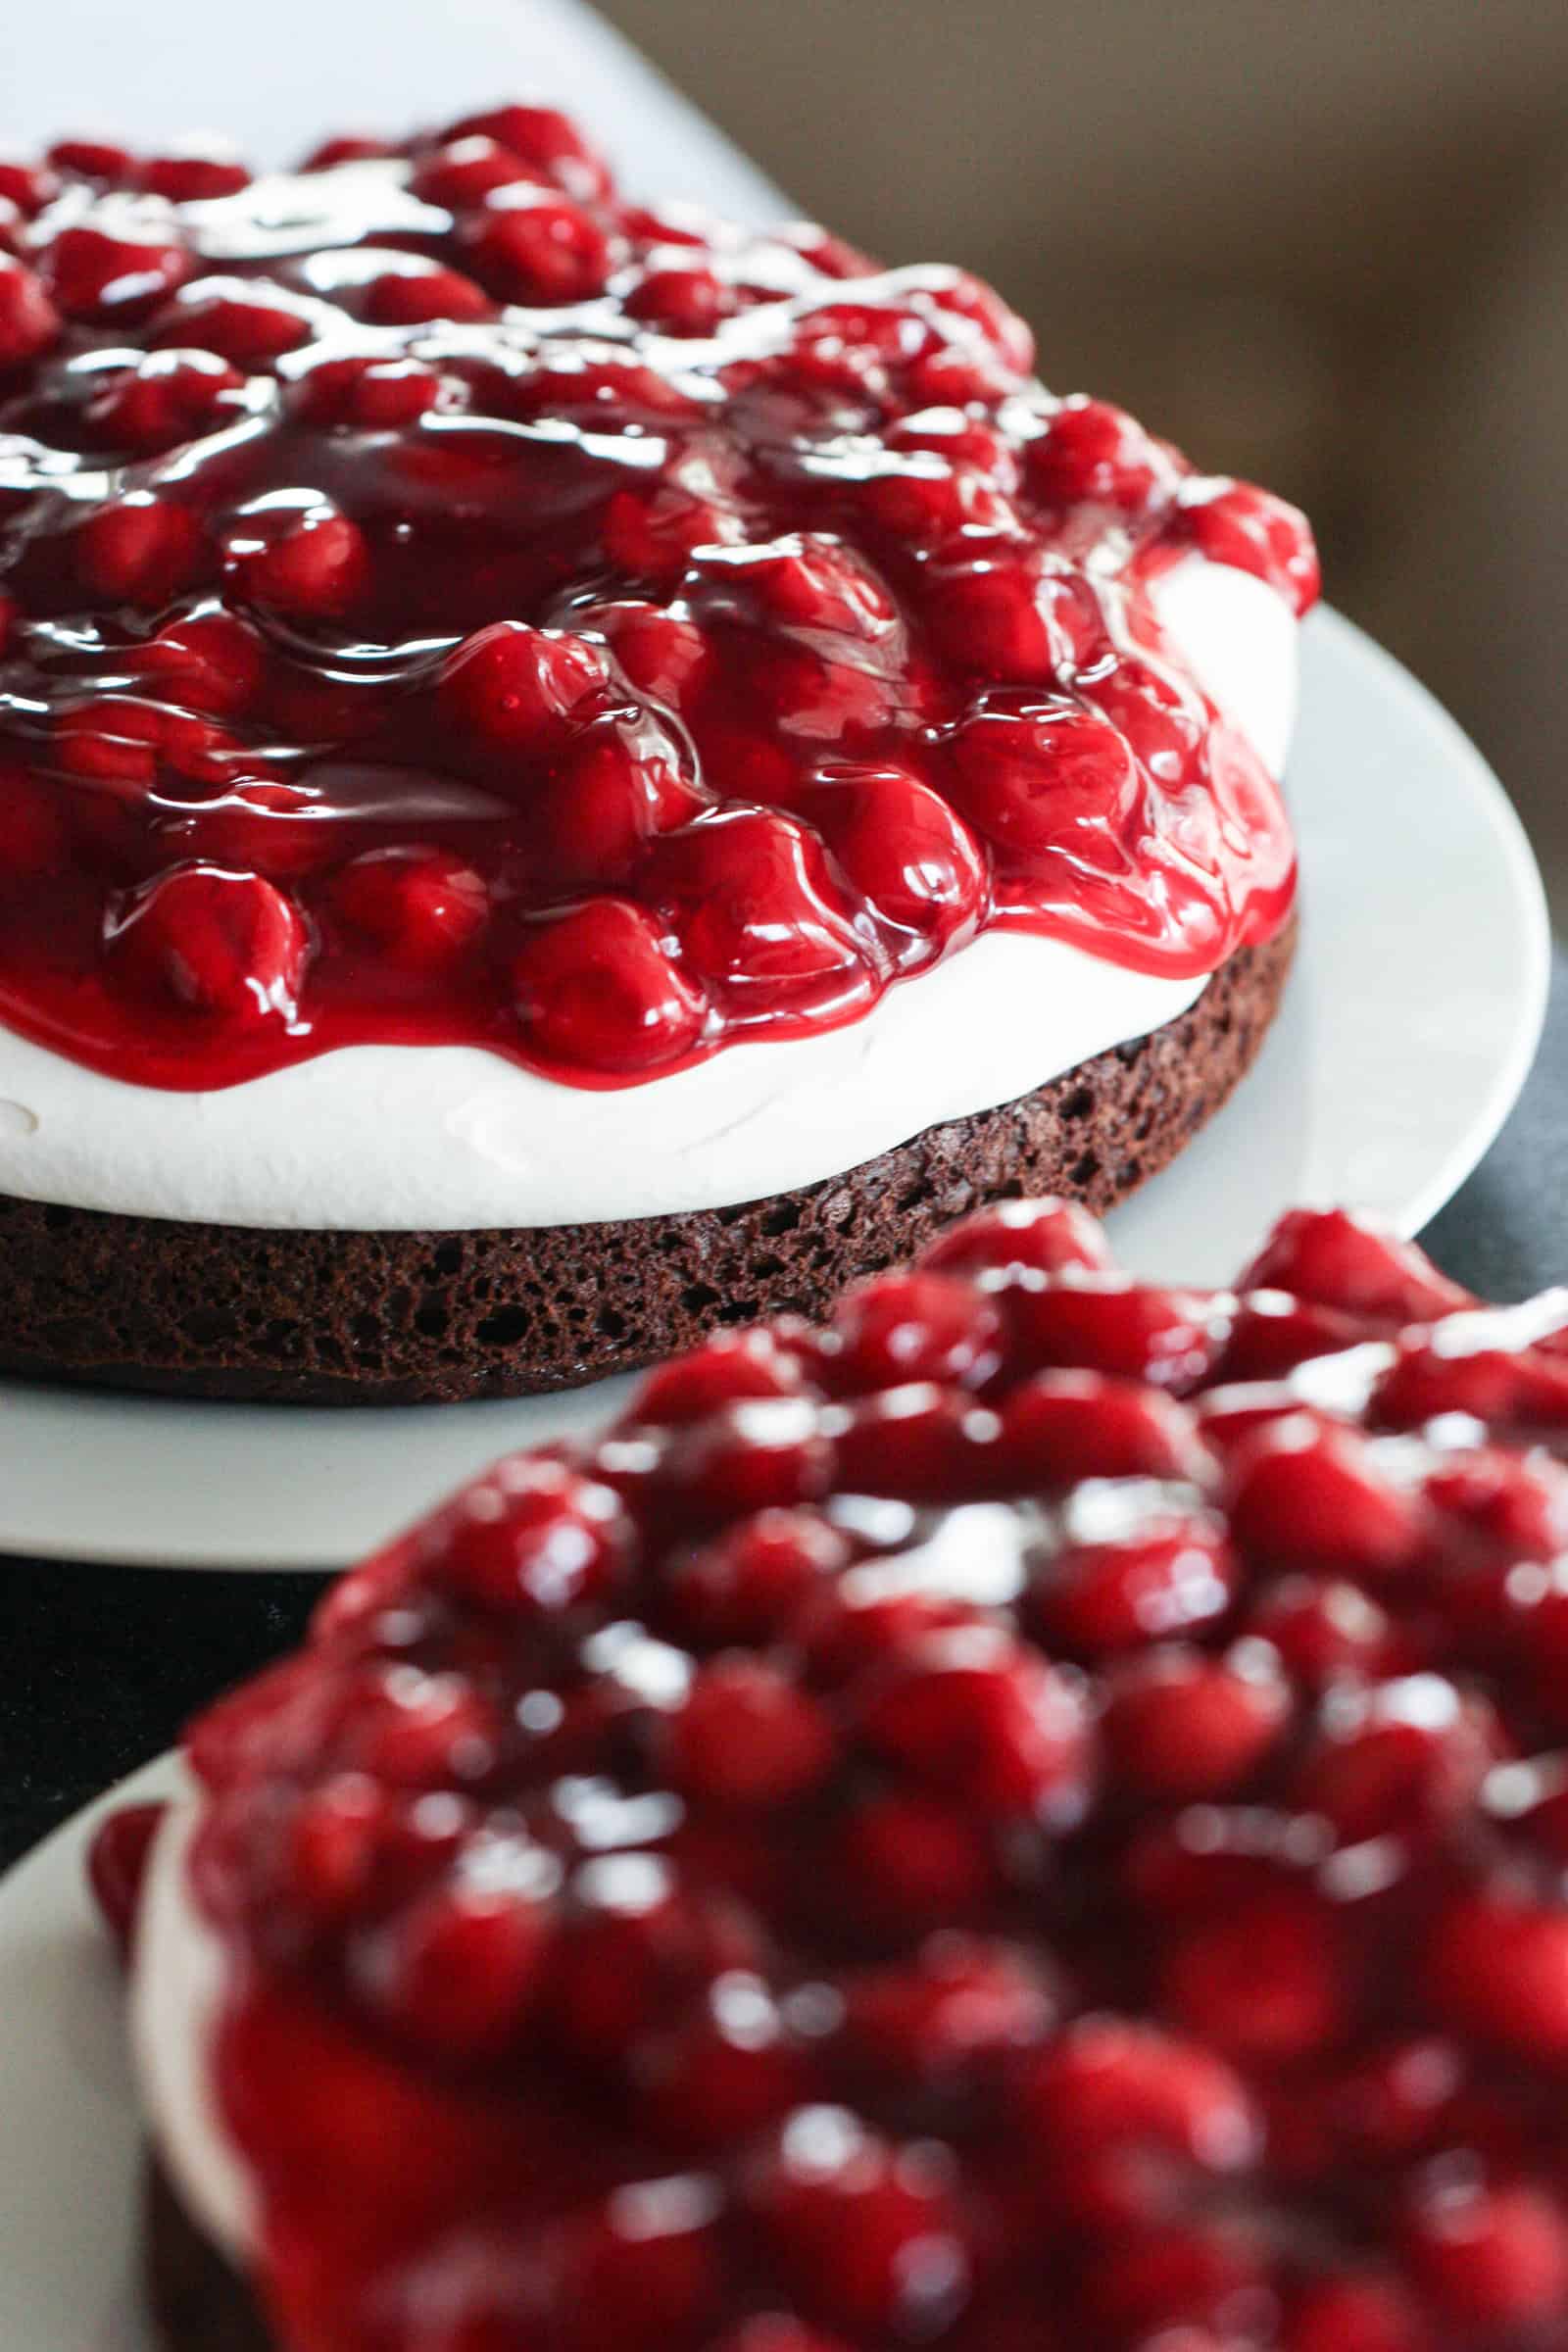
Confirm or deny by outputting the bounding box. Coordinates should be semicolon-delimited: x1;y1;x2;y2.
0;558;1296;1232
129;1790;259;2261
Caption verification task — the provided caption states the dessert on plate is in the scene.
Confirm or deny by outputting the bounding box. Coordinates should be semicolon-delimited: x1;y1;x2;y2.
0;108;1314;1400
97;1194;1568;2351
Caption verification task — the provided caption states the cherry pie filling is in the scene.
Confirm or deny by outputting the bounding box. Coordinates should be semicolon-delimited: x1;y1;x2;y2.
0;109;1311;1093
102;1200;1568;2350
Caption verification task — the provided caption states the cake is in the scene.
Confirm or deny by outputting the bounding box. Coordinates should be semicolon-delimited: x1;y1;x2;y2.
97;1195;1568;2350
0;109;1313;1400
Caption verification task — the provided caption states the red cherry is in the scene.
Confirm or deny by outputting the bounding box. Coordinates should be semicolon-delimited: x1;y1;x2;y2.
1163;1890;1347;2063
87;1802;168;1963
747;2111;970;2339
512;898;707;1075
668;1508;848;1646
857;1626;1090;1823
830;1270;1004;1394
131;612;267;714
1014;2017;1260;2218
1007;1276;1232;1391
76;494;205;607
47;136;136;182
1284;2276;1431;2352
331;848;488;969
228;507;368;619
1031;1499;1238;1656
930;559;1102;683
662;1658;836;1807
1026;396;1177;514
439;620;605;752
107;864;310;1022
831;1383;1004;1502
350;1877;552;2060
1102;1643;1292;1798
276;1775;390;1926
292;354;443;429
1400;2180;1568;2330
806;761;987;952
625;263;737;335
299;133;395;171
1242;1573;1399;1690
38;216;191;321
137;143;252;203
603;482;742;586
1239;1207;1475;1323
998;1370;1209;1488
52;693;167;786
410;135;544;211
0;155;59;216
629;1329;808;1430
659;1397;835;1523
1179;477;1321;615
534;730;705;881
1290;1675;1499;1844
151;276;317;363
650;809;874;1019
364;264;495;325
461;187;613;305
433;1455;629;1616
637;1988;819;2151
920;1197;1114;1282
835;1788;1000;1920
837;1935;1057;2088
441;104;613;205
1427;1890;1568;2060
949;695;1139;858
84;348;246;452
585;601;711;707
0;255;62;365
1227;1415;1426;1577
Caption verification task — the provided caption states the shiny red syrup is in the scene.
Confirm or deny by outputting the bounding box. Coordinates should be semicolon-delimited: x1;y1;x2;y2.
0;110;1313;1092
138;1200;1568;2351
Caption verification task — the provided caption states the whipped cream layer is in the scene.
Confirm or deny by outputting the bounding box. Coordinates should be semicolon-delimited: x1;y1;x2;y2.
131;1788;258;2262
0;559;1296;1231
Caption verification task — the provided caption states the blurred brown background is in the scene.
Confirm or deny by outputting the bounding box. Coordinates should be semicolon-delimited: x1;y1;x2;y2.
601;0;1568;922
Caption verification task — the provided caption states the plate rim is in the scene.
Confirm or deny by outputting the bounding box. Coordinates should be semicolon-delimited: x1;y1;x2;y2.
0;1751;181;2352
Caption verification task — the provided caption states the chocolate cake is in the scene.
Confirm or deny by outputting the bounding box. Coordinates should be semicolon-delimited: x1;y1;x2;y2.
0;104;1313;1401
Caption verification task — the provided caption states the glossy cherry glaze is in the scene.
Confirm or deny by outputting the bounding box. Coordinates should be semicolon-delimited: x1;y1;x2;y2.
0;110;1311;1091
101;1201;1568;2350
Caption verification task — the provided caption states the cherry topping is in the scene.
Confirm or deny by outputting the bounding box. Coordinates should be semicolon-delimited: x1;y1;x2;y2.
0;102;1304;1102
117;1196;1568;2352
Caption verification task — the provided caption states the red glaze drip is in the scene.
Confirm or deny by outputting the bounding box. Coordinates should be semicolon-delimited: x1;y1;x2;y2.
153;1201;1568;2352
0;109;1312;1093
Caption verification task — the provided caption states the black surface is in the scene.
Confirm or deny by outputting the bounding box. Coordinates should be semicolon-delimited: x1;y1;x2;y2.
2;950;1564;1875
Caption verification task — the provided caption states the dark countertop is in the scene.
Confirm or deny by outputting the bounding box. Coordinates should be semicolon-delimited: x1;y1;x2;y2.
3;949;1564;1874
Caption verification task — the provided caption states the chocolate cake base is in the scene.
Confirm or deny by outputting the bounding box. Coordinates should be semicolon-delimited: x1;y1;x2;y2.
146;2156;271;2352
0;924;1294;1403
